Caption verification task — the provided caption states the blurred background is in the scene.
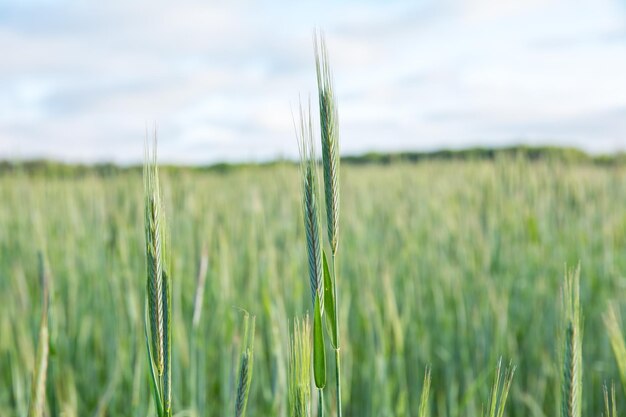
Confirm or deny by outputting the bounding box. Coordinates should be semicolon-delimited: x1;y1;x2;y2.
1;0;625;164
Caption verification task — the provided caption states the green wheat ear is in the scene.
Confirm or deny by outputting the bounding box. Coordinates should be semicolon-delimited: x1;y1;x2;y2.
143;135;172;417
145;136;164;376
314;31;340;255
560;266;582;417
295;100;324;311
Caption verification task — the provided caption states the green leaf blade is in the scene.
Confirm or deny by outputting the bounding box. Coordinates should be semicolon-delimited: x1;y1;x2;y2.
322;250;337;348
313;295;326;389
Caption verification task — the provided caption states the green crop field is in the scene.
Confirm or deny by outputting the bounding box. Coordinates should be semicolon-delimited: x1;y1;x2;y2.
3;157;626;417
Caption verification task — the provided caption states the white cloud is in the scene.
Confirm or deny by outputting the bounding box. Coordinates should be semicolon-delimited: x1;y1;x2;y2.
0;0;625;163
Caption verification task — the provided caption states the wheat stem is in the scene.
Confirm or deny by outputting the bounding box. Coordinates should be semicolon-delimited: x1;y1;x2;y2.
317;388;324;417
331;252;342;417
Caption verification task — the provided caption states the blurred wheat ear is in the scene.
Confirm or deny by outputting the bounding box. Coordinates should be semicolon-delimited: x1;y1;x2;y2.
418;367;431;417
192;245;209;329
234;312;256;417
604;302;626;396
143;135;172;417
560;266;582;417
27;252;50;417
483;358;515;417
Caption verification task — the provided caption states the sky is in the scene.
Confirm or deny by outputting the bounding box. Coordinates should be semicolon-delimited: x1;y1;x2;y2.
0;0;625;164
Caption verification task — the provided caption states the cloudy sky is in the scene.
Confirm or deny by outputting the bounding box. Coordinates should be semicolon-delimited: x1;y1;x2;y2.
1;0;625;164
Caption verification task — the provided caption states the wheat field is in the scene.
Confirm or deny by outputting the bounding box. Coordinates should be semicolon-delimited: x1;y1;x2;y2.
2;159;626;417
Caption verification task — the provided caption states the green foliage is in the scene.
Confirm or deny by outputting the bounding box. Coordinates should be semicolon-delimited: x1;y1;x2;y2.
4;146;626;178
342;146;624;165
